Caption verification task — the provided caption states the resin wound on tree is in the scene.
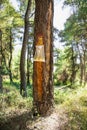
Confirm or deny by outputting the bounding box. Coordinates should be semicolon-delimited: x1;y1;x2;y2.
34;35;45;101
34;36;45;62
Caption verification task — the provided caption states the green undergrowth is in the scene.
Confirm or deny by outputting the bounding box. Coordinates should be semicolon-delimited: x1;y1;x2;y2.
0;81;33;120
55;85;87;130
54;85;72;104
0;81;87;129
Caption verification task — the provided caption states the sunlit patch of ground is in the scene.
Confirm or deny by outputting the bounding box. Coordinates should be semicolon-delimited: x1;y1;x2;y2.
26;109;68;130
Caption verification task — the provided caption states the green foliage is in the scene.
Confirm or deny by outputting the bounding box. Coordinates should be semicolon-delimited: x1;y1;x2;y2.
12;51;21;79
0;82;33;117
53;49;70;85
54;88;67;104
0;0;24;82
57;85;87;130
57;0;87;86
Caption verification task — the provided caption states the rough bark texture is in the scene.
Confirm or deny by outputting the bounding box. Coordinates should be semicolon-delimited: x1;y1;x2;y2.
33;0;54;116
20;0;31;97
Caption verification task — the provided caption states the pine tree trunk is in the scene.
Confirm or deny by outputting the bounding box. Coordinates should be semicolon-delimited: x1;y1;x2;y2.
80;56;84;85
20;0;31;97
0;75;3;92
83;50;86;85
27;46;30;85
76;43;83;85
81;43;86;85
0;30;3;92
9;28;13;83
33;0;54;116
70;45;76;85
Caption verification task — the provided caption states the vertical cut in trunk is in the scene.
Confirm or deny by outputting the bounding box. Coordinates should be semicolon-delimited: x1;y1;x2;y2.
33;0;54;116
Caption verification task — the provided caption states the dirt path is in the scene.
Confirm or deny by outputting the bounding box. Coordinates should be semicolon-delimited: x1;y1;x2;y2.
26;109;68;130
0;108;68;130
26;113;61;130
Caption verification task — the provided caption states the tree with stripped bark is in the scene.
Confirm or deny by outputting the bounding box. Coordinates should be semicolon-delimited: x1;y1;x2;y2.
33;0;54;116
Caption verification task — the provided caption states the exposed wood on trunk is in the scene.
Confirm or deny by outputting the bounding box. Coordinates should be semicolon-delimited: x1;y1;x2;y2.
33;0;54;116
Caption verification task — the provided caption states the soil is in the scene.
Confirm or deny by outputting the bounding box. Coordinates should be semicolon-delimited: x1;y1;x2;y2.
0;108;68;130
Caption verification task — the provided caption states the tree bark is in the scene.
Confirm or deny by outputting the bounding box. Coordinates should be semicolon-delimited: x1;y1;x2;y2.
27;44;32;85
81;42;86;85
33;0;54;116
20;0;31;97
8;28;13;83
70;44;76;85
0;29;3;92
77;43;84;85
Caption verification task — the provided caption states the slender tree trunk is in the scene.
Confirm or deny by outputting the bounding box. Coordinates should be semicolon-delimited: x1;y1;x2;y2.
20;0;31;97
70;44;76;85
33;0;54;116
27;45;31;85
0;75;3;92
77;43;84;85
79;43;86;85
80;56;84;85
83;50;86;85
81;43;86;86
0;29;3;92
9;28;13;83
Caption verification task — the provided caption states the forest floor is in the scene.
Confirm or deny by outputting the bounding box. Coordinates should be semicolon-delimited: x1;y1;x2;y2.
26;108;68;130
0;107;69;130
0;83;87;130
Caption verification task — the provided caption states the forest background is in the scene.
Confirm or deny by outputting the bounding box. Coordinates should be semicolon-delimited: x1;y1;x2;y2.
0;0;87;130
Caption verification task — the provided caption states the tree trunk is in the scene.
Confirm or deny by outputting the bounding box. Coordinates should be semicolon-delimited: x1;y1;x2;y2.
20;0;31;97
81;43;86;86
83;50;86;85
0;64;3;92
70;44;76;85
77;43;84;85
9;28;13;83
33;0;54;116
27;45;31;85
0;29;3;92
80;55;84;85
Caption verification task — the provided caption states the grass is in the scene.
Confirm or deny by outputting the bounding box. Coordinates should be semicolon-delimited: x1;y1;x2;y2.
0;80;87;129
55;85;87;130
0;80;33;120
